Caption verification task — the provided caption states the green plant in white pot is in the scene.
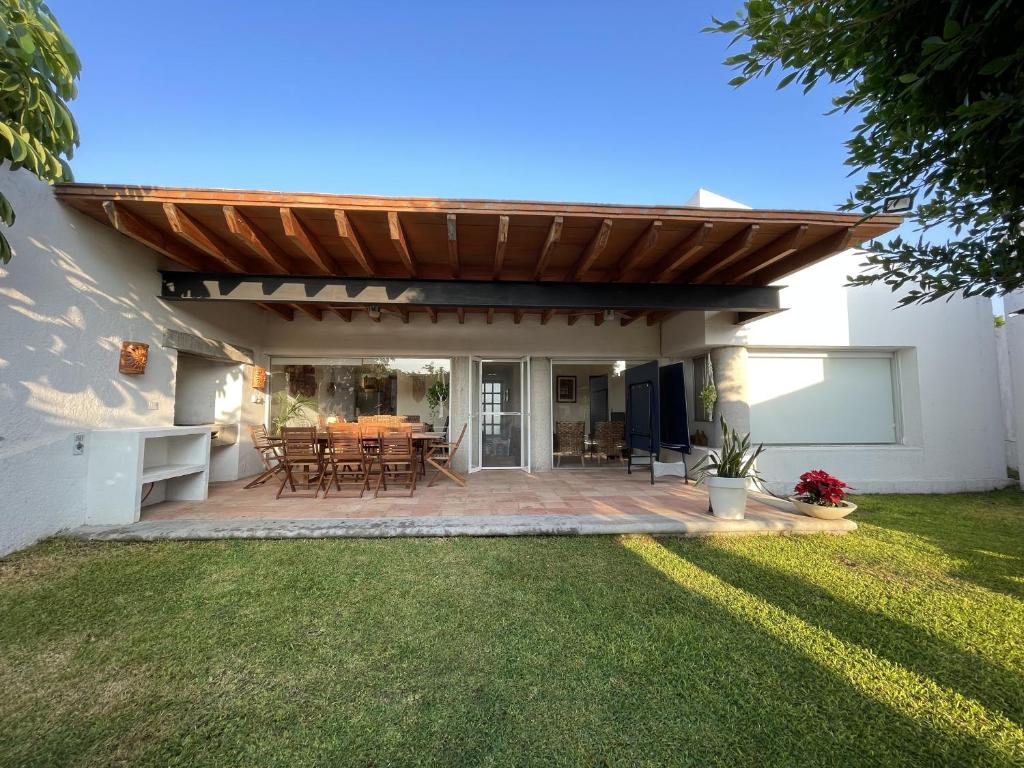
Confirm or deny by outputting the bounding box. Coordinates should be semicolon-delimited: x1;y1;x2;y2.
692;416;765;520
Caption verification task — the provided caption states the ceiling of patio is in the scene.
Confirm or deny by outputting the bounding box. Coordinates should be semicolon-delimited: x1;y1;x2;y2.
55;183;901;325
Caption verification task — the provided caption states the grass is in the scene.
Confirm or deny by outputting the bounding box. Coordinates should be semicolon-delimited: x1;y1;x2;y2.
1;491;1022;767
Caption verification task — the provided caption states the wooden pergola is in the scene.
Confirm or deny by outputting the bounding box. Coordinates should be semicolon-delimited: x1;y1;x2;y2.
55;183;901;326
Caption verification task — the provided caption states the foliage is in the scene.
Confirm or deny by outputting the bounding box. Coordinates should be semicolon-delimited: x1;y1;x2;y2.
270;391;317;433
426;378;449;417
692;416;766;481
995;314;1006;328
0;0;80;262
794;469;851;506
699;354;717;420
707;1;1024;305
2;490;1023;765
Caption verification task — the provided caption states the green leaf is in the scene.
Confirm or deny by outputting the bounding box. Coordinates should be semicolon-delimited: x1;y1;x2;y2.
776;71;798;89
942;18;961;40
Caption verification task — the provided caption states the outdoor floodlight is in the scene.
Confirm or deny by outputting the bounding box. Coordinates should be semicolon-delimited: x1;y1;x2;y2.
883;193;916;214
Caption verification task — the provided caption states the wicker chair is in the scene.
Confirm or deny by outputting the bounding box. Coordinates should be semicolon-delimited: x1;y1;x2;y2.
244;424;285;489
594;420;625;463
323;425;371;497
554;421;586;467
276;427;325;499
375;431;417;497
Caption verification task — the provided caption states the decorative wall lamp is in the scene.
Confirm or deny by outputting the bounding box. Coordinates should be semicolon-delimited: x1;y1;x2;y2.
252;366;267;390
118;341;149;375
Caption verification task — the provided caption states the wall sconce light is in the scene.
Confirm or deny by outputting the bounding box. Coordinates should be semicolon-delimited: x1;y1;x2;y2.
252;366;267;390
604;309;616;321
118;341;149;375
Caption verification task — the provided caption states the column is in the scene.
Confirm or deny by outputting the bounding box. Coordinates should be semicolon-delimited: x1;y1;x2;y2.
710;346;750;443
529;357;552;471
448;356;471;474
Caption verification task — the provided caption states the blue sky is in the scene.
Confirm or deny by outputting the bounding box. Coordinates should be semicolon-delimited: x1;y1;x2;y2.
51;1;867;212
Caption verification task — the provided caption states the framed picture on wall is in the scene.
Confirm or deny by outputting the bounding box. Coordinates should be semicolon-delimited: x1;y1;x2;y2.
556;375;577;403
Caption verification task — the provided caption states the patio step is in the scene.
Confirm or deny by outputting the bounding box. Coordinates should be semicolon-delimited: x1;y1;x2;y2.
69;512;856;542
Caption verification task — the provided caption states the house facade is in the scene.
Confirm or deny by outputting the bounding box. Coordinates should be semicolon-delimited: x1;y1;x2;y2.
0;170;1009;555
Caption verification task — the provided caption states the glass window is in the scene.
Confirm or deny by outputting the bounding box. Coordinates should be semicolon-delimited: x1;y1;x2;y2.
268;357;450;430
748;352;898;444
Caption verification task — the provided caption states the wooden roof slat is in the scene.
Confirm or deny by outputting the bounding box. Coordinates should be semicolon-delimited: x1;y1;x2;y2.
752;227;856;285
103;201;210;271
610;220;661;282
650;222;714;283
620;311;643;327
717;225;809;285
334;210;376;276
388;211;417;277
258;302;294;321
493;215;509;279
681;224;760;284
280;208;337;275
540;308;555;325
426;306;438;324
568;218;613;281
162;203;250;272
223;206;291;274
456;306;465;324
295;303;323;321
332;307;352;322
533;216;563;280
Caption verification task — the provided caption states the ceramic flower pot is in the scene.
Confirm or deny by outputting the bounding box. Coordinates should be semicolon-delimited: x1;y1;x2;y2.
789;496;857;520
706;476;748;519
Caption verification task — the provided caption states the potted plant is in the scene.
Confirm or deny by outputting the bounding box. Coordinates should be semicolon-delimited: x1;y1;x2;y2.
789;470;857;519
692;416;765;520
271;391;318;434
700;355;717;421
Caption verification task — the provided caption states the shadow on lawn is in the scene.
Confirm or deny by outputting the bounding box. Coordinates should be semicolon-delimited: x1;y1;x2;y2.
855;490;1024;600
658;536;1024;728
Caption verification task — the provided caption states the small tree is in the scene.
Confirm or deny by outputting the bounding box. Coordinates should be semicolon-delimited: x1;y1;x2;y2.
0;0;80;262
708;1;1023;305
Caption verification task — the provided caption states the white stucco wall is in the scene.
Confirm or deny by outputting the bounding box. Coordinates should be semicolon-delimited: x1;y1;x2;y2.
1005;314;1024;488
0;171;267;555
662;250;1008;494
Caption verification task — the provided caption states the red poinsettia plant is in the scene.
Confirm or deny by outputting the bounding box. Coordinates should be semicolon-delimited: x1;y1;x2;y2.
793;470;851;507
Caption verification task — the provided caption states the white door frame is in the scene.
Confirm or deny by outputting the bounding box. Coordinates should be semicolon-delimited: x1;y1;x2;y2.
468;356;530;472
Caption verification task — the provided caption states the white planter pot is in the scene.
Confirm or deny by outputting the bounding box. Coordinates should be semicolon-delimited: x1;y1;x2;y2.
789;496;858;520
706;476;748;519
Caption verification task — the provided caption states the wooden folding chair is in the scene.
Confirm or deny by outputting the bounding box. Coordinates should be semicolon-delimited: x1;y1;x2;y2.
426;423;467;487
276;427;325;499
323;425;371;497
244;424;285;489
375;431;417;497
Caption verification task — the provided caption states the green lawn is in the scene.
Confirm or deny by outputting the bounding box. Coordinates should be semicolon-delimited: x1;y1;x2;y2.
1;492;1023;767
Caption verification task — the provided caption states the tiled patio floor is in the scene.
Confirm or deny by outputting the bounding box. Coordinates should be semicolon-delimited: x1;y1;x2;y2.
125;468;856;538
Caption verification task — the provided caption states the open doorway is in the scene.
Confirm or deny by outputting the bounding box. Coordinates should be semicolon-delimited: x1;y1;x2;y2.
550;360;646;469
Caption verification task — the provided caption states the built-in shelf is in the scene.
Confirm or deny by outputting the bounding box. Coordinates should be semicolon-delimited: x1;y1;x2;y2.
141;463;208;484
86;425;211;525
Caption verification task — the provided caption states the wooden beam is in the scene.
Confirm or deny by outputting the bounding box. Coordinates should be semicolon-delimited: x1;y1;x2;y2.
533;216;563;280
681;224;761;284
103;201;209;271
446;213;460;278
649;222;714;282
258;302;294;321
295;303;323;321
513;309;524;324
717;225;809;284
161;273;786;314
486;307;494;324
540;309;555;325
568;218;613;281
396;307;410;324
280;208;337;275
334;210;376;275
332;307;352;322
426;306;438;324
610;220;661;282
223;206;290;273
456;306;465;324
387;211;417;277
594;311;604;326
753;227;857;285
493;215;509;278
646;310;674;326
568;313;580;327
620;312;644;327
163;203;252;273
